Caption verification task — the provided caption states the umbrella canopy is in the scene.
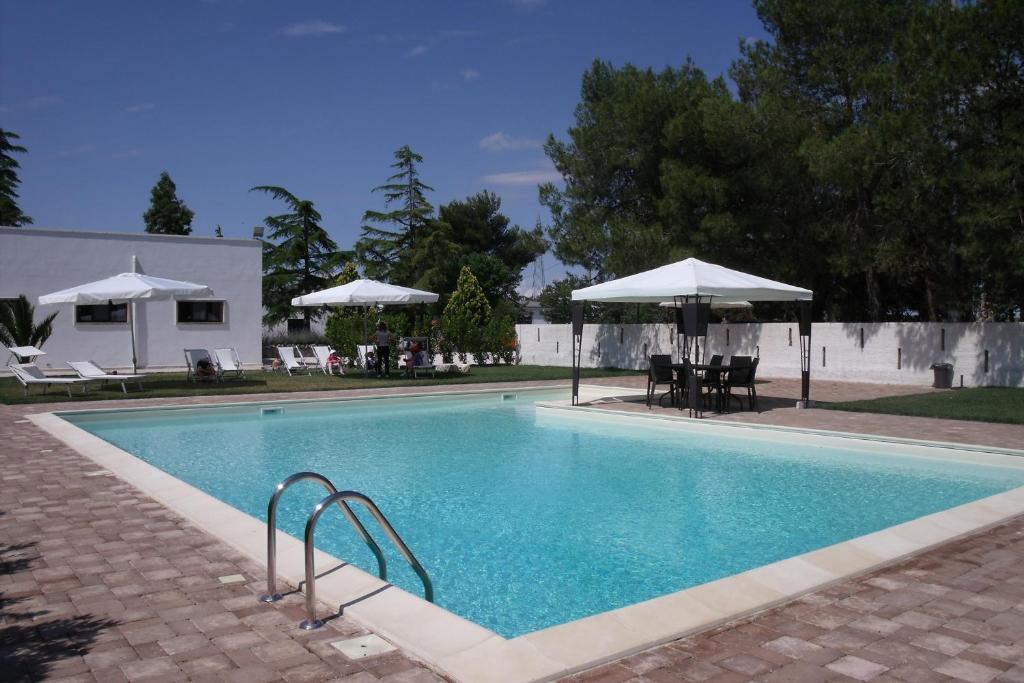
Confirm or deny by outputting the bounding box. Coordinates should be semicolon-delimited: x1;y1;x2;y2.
38;272;213;372
292;279;438;376
38;272;212;305
571;258;812;303
291;279;438;307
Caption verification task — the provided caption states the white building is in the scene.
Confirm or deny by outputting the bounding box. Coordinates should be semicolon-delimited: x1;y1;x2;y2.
0;226;263;372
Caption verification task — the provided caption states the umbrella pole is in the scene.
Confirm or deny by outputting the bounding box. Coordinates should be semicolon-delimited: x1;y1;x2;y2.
130;300;138;373
363;306;369;376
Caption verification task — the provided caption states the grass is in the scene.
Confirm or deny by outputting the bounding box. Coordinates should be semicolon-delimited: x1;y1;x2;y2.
0;365;641;405
823;387;1024;425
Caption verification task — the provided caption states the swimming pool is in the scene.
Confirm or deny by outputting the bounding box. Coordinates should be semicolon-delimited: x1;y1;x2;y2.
60;388;1024;639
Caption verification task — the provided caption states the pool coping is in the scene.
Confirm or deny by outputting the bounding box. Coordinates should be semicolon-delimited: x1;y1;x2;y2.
28;384;1024;683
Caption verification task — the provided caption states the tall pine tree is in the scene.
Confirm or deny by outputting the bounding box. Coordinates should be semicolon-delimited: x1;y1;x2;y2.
355;145;434;281
143;171;194;235
251;185;344;326
0;128;32;226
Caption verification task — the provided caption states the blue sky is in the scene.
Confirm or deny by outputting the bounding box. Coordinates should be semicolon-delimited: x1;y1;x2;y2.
1;0;767;285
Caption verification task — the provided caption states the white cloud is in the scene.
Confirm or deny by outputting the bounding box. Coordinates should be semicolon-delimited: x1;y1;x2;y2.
481;167;562;186
460;68;480;82
56;143;97;158
0;95;63;113
408;44;429;57
124;103;155;113
280;20;346;37
479;132;542;152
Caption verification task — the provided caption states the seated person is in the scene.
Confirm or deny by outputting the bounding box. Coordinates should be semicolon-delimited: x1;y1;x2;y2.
365;350;376;372
327;350;344;375
414;350;425;366
196;357;218;379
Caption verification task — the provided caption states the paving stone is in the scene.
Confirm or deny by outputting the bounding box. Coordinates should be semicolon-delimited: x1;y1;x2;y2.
826;655;890;680
935;658;1003;683
8;381;1024;683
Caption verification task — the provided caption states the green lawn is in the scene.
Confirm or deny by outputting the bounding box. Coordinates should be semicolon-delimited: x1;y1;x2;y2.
823;387;1024;425
0;365;641;405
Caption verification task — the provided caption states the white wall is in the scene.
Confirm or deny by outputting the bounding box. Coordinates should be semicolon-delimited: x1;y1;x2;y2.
0;227;263;371
515;322;1024;387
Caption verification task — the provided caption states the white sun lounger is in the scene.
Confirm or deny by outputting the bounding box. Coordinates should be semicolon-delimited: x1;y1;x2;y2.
185;348;222;382
8;363;92;398
276;346;310;375
355;344;375;375
67;361;146;393
213;348;246;380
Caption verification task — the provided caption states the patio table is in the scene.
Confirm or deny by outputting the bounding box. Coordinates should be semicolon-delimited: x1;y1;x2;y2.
671;362;733;413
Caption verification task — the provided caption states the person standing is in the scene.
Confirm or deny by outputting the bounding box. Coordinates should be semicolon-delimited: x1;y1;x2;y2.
373;321;392;377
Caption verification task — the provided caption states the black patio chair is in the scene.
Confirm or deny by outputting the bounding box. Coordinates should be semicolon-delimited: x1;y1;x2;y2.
701;354;724;405
646;354;677;408
724;357;759;412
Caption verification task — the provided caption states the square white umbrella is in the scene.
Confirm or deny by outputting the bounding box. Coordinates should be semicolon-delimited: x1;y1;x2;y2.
291;279;439;373
39;271;213;372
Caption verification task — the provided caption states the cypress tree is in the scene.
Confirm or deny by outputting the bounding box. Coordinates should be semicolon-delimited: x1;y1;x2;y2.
143;171;194;235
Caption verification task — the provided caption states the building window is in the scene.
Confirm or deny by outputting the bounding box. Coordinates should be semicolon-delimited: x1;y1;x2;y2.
287;318;310;334
177;300;225;323
76;303;129;323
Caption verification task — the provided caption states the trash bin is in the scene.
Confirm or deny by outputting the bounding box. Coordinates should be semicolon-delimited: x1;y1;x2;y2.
930;362;954;389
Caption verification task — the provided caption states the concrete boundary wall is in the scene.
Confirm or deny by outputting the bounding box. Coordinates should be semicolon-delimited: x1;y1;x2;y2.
515;322;1024;387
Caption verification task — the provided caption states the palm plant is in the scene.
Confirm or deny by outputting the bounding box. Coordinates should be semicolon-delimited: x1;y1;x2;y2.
0;295;58;350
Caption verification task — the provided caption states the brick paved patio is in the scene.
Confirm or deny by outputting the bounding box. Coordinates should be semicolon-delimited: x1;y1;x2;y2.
2;378;1023;681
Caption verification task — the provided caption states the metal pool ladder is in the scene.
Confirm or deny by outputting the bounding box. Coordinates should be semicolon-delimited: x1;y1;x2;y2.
259;471;434;630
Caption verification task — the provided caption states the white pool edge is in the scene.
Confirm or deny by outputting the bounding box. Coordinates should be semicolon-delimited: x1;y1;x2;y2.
27;384;1024;683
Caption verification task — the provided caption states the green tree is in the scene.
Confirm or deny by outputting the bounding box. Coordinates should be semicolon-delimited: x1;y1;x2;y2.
355;145;434;281
0;295;58;350
251;185;344;326
143;171;194;235
541;60;725;280
537;275;588;324
442;266;491;362
404;191;546;311
0;128;32;226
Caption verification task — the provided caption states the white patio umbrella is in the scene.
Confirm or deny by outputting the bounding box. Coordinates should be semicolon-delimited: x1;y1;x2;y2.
571;257;812;303
39;271;213;372
570;257;814;406
291;279;439;371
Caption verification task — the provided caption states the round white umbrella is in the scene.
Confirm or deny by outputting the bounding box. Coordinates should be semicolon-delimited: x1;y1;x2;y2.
291;279;439;374
39;272;213;372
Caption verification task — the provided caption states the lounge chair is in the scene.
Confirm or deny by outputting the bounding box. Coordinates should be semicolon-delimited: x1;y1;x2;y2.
276;346;310;375
310;345;342;375
67;361;146;393
185;348;222;383
8;363;92;398
213;348;246;380
434;359;471;374
355;345;375;375
646;354;677;408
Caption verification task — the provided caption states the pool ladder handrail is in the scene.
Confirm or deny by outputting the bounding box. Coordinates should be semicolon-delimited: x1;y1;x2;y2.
259;472;387;603
300;489;434;629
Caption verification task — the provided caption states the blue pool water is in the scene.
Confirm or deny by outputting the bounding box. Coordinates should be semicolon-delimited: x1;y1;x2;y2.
64;390;1024;637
